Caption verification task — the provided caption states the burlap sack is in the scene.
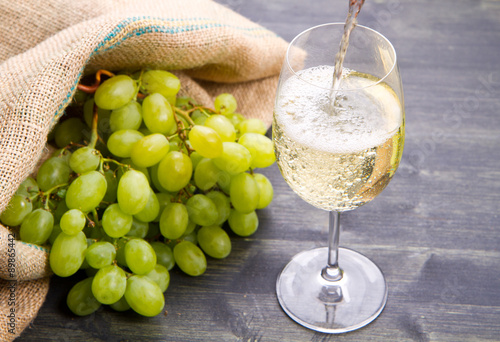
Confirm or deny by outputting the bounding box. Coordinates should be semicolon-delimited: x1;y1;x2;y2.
0;0;288;340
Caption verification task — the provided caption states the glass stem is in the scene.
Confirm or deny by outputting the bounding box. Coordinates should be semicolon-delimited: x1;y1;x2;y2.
321;211;343;282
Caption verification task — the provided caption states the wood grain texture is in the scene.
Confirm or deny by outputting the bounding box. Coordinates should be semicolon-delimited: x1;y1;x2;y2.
17;0;500;341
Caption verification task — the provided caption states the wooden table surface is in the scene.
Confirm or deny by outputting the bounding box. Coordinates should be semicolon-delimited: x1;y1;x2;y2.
17;0;500;341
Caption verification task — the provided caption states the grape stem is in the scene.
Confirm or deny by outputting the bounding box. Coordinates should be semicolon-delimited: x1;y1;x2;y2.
100;157;131;171
40;183;69;210
188;106;216;117
173;112;195;155
86;213;96;228
176;186;194;202
173;107;196;126
134;69;145;101
55;148;70;158
76;69;115;94
92;208;100;226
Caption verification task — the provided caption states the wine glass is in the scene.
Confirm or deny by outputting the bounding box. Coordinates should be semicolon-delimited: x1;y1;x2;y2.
273;23;404;333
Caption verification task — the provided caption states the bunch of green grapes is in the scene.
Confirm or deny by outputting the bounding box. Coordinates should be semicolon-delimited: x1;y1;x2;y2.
0;69;275;317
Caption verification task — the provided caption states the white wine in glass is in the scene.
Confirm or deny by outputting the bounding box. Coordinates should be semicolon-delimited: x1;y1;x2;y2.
273;23;404;333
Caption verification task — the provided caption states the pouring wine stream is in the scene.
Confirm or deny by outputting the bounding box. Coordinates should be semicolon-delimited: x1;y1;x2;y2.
330;0;365;107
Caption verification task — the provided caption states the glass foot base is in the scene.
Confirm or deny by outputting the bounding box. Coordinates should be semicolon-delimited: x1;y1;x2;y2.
276;247;387;333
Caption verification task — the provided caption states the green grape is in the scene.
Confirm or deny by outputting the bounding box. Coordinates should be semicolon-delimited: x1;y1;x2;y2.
94;75;136;110
141;70;181;105
206;191;231;226
54;117;85;148
86;225;105;240
189;151;204;170
175;96;192;108
36;157;71;192
145;264;170;292
159;203;189;240
69;147;100;174
0;194;33;226
102;169;118;203
125;275;165;317
50;231;87;277
130;133;170;168
71;88;88;107
117;170;150;215
237;118;267;135
19;208;53;245
115;238;128;268
102;203;133;238
230;172;259;214
83;98;112;130
60;209;86;235
52;148;72;161
204;114;236;142
193;115;207;126
194;158;222;191
15;177;39;197
238;133;276;169
228;209;259;237
184;220;197;235
224;112;245;128
107;129;144;158
119;158;151;185
214;93;237;114
149;163;169;193
66;171;107;212
127;219;149;238
185;194;218;226
48;224;62;245
188;125;223;158
109;296;130;312
197;225;231;259
173;241;206;276
154;192;173;222
109;100;142;132
30;197;43;210
213;142;252;175
53;200;68;223
253;173;273;209
85;241;116;269
134;189;160;223
138;125;152;136
216;169;232;194
190;109;205;121
168;135;182;152
66;277;101;316
151;242;175;271
157;151;192;192
142;93;176;134
124;238;157;275
180;230;198;245
92;265;127;305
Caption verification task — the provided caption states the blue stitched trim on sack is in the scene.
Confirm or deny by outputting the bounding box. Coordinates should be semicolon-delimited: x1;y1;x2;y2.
53;16;278;122
20;241;50;253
